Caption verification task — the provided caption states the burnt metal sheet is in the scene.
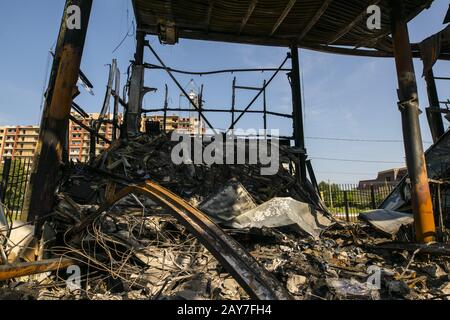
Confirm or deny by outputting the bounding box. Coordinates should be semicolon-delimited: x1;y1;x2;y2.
359;209;414;236
380;129;450;213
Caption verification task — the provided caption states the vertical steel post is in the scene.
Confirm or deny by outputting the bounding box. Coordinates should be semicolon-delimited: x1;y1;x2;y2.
125;31;146;135
424;68;445;142
263;79;267;132
198;84;204;135
22;0;93;227
113;59;120;141
163;84;168;132
289;44;307;184
328;180;333;208
391;0;436;243
231;77;236;131
344;190;350;222
370;185;376;209
89;120;96;161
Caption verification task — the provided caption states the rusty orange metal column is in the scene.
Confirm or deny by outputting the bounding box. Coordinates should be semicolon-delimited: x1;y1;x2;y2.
23;0;92;231
390;0;436;243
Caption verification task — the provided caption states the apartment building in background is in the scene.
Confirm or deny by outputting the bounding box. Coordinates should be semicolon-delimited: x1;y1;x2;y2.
1;113;204;163
358;167;407;189
143;114;204;134
68;113;117;162
0;126;39;161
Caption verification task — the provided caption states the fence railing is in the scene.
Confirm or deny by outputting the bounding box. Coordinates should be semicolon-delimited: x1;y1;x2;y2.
319;182;397;222
0;158;33;223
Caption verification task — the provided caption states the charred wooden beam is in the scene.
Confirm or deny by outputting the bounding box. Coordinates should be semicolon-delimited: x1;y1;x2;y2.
69;115;111;144
164;0;174;23
113;60;121;140
390;0;436;243
269;0;296;37
424;69;445;143
125;31;146;135
238;0;258;35
289;44;307;184
205;0;216;32
0;258;75;281
297;0;333;41
329;0;381;45
22;0;93;228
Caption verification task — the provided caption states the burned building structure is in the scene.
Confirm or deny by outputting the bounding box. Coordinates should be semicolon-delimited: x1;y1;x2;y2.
1;0;450;300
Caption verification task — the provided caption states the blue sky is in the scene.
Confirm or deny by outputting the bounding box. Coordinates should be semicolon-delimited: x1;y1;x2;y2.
0;1;448;183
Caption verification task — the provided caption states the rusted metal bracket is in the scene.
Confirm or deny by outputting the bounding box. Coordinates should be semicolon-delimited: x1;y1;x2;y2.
397;98;422;114
69;180;292;300
397;98;418;112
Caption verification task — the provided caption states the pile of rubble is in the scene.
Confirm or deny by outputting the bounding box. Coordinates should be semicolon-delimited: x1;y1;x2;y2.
1;133;449;300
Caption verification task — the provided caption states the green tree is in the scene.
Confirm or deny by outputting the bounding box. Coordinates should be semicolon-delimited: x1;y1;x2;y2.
0;159;29;212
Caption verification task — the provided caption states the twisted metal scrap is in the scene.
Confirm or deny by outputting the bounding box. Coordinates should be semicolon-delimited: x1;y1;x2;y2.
69;180;292;300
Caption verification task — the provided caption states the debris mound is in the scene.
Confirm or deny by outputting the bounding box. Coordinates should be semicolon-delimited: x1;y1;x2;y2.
2;133;449;300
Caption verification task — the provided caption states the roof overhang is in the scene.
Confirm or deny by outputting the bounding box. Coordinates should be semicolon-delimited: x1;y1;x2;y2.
132;0;435;58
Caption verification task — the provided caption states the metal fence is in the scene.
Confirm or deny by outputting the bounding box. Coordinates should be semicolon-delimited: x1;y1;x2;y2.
0;158;33;222
319;183;397;222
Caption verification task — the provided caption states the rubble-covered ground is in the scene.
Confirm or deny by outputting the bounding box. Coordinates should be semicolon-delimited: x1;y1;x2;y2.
1;133;449;300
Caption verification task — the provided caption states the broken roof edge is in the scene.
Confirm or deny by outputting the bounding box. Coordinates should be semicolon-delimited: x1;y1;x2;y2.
133;0;443;60
138;28;450;61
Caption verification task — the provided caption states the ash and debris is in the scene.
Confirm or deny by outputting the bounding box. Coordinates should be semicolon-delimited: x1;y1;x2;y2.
1;133;449;300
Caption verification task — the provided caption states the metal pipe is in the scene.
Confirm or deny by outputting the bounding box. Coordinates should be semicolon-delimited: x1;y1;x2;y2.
432;76;450;80
144;63;291;75
391;0;436;243
69;115;111;144
142;107;293;118
23;0;93;227
235;85;263;91
146;44;216;132
226;55;290;132
71;101;89;118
